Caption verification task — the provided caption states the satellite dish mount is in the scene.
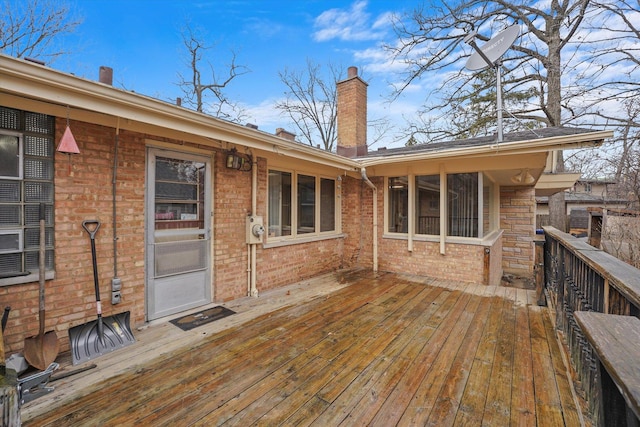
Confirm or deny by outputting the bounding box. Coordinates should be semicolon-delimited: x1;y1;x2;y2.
464;25;520;142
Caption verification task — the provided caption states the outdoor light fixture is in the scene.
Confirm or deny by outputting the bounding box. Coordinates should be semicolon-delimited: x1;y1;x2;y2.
511;169;535;184
225;148;252;171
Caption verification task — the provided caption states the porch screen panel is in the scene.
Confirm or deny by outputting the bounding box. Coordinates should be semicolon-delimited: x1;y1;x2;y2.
388;177;408;233
447;173;478;237
415;175;440;235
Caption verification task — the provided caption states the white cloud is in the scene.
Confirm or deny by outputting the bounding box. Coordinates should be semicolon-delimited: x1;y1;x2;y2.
241;97;288;134
312;1;391;42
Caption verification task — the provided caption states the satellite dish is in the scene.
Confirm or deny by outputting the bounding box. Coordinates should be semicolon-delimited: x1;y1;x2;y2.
463;24;520;143
465;25;520;70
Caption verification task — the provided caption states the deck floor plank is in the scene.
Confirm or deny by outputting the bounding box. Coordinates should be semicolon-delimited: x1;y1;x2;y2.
422;283;496;427
21;270;586;427
510;288;537;426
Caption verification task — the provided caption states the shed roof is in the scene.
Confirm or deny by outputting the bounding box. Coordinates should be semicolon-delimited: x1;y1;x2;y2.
362;127;605;159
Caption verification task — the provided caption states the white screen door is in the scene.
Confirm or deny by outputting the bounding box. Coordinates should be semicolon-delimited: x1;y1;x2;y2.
146;148;211;320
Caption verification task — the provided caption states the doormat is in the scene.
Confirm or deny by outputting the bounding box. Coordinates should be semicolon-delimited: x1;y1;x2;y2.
169;306;236;331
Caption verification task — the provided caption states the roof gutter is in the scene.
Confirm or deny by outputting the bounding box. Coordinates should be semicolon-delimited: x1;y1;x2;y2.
0;54;361;172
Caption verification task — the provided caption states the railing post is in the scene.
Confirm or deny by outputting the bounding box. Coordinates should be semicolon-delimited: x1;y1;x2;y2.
604;278;610;314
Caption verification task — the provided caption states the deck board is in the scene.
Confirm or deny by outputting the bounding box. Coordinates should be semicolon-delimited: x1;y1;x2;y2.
21;270;586;426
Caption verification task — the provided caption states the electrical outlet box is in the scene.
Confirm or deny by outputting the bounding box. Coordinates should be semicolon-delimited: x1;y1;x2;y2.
111;277;122;292
246;215;265;244
112;291;122;305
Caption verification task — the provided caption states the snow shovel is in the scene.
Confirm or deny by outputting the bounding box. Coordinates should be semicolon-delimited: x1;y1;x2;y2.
24;204;59;371
68;220;135;365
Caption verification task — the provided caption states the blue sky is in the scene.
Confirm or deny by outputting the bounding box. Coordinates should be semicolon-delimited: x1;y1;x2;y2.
46;0;426;148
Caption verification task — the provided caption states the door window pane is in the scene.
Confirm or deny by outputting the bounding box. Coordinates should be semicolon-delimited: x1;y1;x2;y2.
154;157;205;230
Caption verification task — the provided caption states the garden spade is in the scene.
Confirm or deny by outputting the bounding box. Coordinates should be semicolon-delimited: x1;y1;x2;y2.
24;204;59;370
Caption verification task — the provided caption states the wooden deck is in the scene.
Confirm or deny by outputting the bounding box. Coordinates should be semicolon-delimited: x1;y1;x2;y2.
22;270;587;426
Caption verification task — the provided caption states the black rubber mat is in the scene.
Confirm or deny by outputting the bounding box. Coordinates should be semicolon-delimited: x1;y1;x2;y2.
169;306;236;331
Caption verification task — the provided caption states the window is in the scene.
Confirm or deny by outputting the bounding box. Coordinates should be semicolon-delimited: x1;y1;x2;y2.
388;177;408;233
297;174;315;234
268;170;337;239
154;157;205;230
447;173;478;237
268;171;291;237
320;178;335;232
0;107;55;281
387;172;495;240
415;175;440;235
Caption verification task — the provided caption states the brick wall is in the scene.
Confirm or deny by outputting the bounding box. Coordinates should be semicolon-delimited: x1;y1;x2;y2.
0;117;352;354
212;150;254;302
377;239;491;284
0;119;148;354
501;186;536;275
340;175;372;269
214;156;347;302
357;179;504;285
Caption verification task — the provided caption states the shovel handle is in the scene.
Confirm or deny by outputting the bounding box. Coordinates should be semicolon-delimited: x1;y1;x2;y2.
82;220;101;240
39;203;46;333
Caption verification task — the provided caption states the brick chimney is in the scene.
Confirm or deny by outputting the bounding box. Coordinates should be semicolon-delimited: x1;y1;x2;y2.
275;127;296;141
337;66;368;158
99;66;113;85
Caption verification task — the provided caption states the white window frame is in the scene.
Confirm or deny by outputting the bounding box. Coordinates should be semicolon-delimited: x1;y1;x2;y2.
0;229;22;254
267;168;340;244
384;172;498;244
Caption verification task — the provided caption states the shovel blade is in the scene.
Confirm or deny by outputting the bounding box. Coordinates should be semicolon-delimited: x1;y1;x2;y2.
68;311;135;365
24;331;59;371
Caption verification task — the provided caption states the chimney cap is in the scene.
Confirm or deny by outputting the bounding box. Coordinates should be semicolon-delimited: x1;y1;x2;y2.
348;66;358;78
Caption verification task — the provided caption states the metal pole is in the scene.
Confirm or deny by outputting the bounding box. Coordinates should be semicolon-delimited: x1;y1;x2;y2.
496;61;503;142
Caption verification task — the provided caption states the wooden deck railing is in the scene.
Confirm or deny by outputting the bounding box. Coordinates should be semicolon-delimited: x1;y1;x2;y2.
543;226;640;425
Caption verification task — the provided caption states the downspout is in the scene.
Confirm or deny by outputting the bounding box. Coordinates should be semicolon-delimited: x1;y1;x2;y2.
408;173;414;253
111;119;121;301
361;168;378;272
440;164;446;255
249;152;259;297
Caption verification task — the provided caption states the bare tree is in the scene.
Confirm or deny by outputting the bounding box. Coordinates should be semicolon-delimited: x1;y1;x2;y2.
177;25;249;122
0;0;82;62
276;61;393;151
385;0;593;145
602;211;640;269
275;60;342;151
